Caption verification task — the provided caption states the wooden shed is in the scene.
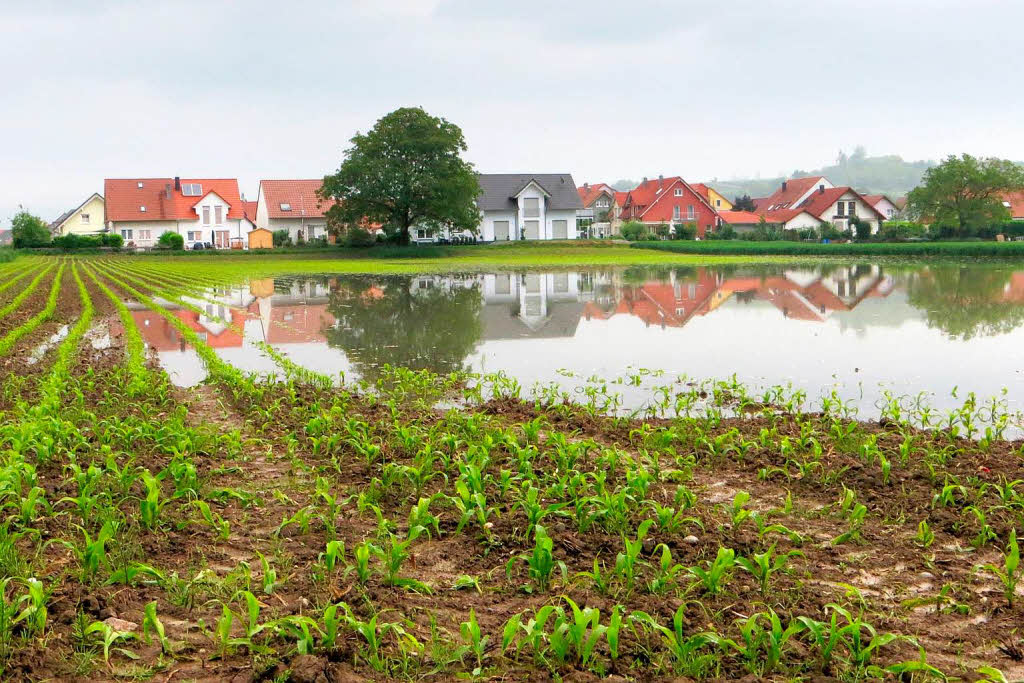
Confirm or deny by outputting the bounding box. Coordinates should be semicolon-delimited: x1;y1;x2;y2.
248;228;273;249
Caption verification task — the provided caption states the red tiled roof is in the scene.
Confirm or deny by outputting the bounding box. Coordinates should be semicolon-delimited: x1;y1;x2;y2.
260;179;338;219
754;176;828;211
719;210;762;224
620;176;719;222
577;183;615;207
798;187;886;220
762;208;820;225
613;191;628;205
1003;191;1024;218
104;178;243;222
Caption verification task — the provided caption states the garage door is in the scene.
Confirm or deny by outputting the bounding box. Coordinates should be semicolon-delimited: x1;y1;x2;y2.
493;220;509;241
524;220;539;240
552;220;567;239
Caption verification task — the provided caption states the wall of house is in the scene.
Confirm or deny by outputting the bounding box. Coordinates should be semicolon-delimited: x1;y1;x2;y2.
783;213;823;231
479;210;517;242
255;193;269;229
706;188;733;212
874;198;899;220
265;217;328;243
515;184;548;239
58;195;105;235
547;209;579;240
111;221;177;248
638;182;719;237
818;192;881;233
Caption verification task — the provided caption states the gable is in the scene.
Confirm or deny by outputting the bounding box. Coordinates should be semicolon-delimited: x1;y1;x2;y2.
477;174;583;212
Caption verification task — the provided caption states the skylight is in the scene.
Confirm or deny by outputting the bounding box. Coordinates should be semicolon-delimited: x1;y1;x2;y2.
137;182;144;189
140;206;146;212
181;183;202;197
280;203;292;211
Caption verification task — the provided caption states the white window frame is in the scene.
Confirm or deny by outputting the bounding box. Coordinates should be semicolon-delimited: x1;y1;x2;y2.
139;229;152;240
687;205;695;220
202;206;210;225
673;206;681;220
523;197;540;218
214;206;223;225
80;213;90;224
120;228;133;240
674;188;683;197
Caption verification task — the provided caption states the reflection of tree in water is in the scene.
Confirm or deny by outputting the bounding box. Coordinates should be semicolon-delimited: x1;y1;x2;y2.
324;276;484;380
906;266;1024;340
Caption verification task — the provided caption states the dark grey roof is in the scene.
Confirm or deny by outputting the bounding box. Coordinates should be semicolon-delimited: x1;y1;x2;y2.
480;302;582;340
49;208;76;230
476;174;583;212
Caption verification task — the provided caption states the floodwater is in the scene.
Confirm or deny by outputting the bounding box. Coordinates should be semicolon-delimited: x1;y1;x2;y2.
129;262;1024;421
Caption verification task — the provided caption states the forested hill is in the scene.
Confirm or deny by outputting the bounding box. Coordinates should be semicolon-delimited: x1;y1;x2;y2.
705;149;936;201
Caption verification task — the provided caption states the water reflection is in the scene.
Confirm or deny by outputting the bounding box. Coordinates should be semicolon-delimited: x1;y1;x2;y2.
119;263;1024;416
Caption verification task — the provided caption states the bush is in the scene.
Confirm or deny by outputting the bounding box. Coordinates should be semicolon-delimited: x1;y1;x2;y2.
876;221;928;241
619;221;648;241
850;216;873;241
272;229;292;247
344;227;376;248
706;224;736;241
157;232;184;250
673;223;697;240
102;233;124;248
52;234;101;250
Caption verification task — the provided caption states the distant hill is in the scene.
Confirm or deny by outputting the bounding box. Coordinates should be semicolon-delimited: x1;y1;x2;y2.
704;148;937;202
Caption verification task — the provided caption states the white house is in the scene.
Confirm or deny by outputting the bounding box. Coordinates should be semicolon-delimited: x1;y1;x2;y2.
414;173;583;243
255;180;336;244
753;177;885;233
104;177;247;249
862;195;901;221
795;186;886;233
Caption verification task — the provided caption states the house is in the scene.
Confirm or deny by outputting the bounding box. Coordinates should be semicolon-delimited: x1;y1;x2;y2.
467;173;583;242
862;194;902;221
690;183;733;212
255;180;337;244
1002;191;1024;220
576;182;622;237
794;186;885;233
717;210;764;231
50;192;105;236
104;177;246;249
753;177;884;233
618;175;722;237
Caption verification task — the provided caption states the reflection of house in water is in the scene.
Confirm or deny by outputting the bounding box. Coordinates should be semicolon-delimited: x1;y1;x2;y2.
256;279;337;344
118;305;248;351
580;266;896;328
480;273;583;339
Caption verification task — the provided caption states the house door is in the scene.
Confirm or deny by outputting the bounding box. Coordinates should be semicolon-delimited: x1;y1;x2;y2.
493;220;509;241
524;220;539;240
214;230;230;248
552;220;567;239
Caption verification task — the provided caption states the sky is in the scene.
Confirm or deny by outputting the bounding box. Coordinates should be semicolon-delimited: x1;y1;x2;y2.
3;0;1024;223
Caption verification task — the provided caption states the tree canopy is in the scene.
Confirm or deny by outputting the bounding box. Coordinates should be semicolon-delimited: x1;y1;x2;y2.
11;210;51;248
319;107;481;245
732;194;756;211
906;154;1024;232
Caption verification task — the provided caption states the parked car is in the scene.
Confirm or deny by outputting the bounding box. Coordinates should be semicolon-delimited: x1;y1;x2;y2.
191;242;205;250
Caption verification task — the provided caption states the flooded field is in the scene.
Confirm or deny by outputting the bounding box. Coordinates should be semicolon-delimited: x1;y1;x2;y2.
137;262;1024;420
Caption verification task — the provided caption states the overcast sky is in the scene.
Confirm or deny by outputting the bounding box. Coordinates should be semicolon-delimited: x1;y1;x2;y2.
3;0;1023;222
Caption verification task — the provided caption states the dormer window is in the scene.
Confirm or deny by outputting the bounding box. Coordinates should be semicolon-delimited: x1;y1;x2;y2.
280;203;292;211
139;206;146;212
181;183;202;197
137;182;144;189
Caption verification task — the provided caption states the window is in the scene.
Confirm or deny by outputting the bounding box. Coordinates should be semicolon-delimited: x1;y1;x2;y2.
280;203;292;211
523;197;540;217
848;201;856;217
687;205;695;220
188;231;201;241
214;206;222;224
837;203;845;217
715;199;721;207
81;213;90;224
674;188;682;196
120;229;133;240
137;182;143;189
673;206;681;220
416;228;429;239
139;206;146;212
139;229;152;240
181;183;202;196
202;206;210;225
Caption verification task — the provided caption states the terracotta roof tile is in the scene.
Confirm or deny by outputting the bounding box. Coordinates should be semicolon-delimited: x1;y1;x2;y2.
718;210;762;224
260;179;338;219
1003;191;1024;218
754;176;828;211
104;178;243;222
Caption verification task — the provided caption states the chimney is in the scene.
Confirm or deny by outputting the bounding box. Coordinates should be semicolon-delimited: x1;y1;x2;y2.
658;174;664;188
164;183;172;199
781;181;788;192
642;176;648;184
819;185;825;194
174;176;181;191
584;182;589;191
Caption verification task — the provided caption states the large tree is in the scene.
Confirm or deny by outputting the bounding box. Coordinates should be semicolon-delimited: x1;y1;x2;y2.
11;209;51;248
319;107;481;245
907;154;1024;233
732;194;756;212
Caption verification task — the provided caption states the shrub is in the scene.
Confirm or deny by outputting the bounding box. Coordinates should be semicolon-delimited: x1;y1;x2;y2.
673;223;697;240
706;224;736;241
52;234;102;250
344;227;376;248
157;232;184;250
850;216;873;241
877;221;928;241
272;230;292;247
619;221;647;241
102;233;124;248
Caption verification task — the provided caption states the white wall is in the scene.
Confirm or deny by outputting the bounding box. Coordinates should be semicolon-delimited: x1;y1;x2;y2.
783;213;823;231
819;191;881;233
480;210;517;241
266;217;327;243
515;183;548;239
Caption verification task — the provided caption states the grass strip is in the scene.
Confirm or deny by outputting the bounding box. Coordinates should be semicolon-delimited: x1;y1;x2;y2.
0;264;54;322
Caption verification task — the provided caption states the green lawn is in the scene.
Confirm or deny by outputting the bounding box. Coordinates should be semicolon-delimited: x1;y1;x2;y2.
631;239;1024;257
